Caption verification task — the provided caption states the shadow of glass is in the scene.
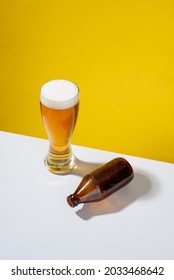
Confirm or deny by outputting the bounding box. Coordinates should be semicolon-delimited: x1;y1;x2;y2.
71;158;104;177
75;171;155;220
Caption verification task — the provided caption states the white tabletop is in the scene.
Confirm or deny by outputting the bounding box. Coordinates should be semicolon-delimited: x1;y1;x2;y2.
0;131;174;260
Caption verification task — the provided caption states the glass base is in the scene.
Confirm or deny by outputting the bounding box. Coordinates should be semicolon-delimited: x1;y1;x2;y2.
44;152;77;174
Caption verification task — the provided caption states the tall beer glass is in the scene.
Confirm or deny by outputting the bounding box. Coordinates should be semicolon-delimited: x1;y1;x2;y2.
40;79;79;174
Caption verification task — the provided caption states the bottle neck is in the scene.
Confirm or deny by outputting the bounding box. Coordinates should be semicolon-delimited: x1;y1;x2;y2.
67;194;79;208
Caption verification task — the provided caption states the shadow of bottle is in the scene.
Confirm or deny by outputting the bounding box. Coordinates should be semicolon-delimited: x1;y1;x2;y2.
75;170;156;220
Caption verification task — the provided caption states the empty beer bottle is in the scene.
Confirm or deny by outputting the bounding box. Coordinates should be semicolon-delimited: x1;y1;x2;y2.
67;157;134;207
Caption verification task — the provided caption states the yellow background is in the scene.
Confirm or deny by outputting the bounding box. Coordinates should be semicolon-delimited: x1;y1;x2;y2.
0;0;174;163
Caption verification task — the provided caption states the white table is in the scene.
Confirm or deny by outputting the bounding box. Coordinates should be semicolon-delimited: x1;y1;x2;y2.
0;131;174;260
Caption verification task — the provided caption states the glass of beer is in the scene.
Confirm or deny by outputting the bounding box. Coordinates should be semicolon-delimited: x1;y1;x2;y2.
40;79;79;174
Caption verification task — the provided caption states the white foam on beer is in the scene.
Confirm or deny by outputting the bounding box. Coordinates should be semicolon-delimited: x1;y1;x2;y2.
40;80;79;110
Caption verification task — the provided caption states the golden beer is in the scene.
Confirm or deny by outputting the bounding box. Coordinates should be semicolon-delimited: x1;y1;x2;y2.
40;80;79;174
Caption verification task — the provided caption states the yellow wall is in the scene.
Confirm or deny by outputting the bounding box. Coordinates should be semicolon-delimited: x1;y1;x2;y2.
0;0;174;163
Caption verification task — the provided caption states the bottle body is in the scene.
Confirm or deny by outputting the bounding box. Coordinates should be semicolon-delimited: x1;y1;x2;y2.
67;157;134;207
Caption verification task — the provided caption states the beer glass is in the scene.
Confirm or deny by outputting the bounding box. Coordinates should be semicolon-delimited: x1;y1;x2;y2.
40;79;79;174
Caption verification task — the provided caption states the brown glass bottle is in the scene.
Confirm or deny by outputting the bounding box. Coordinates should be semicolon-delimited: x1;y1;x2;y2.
67;157;134;207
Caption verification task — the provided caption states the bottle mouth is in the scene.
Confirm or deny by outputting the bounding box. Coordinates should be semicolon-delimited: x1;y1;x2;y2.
67;195;78;208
